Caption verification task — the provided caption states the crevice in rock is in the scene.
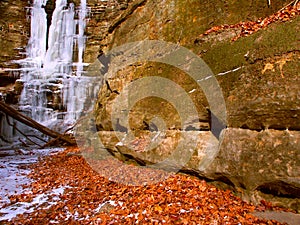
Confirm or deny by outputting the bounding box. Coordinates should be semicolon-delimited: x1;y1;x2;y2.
105;80;120;94
108;0;147;33
256;181;300;198
235;125;300;132
122;153;146;166
44;0;55;50
208;109;226;139
179;169;236;189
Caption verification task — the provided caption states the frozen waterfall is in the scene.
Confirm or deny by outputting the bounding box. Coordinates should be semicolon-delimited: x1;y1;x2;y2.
26;0;47;67
13;0;96;140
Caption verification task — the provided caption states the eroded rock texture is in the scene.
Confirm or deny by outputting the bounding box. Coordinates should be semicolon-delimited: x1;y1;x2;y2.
91;0;300;211
0;0;29;103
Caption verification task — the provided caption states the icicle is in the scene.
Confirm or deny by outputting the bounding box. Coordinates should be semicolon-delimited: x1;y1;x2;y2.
26;0;48;68
76;0;87;76
61;3;75;65
44;0;68;72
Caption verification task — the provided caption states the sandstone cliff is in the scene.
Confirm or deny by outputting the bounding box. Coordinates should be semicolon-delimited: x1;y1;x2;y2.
0;0;28;102
91;0;300;211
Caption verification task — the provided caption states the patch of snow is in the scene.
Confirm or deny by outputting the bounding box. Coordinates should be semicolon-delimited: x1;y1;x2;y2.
0;147;65;222
116;142;124;146
125;213;139;220
179;208;194;214
0;185;67;222
0;147;64;207
188;89;196;93
94;200;123;214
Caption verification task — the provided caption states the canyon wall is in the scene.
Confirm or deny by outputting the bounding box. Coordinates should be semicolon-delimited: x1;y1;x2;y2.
0;0;29;103
92;0;300;211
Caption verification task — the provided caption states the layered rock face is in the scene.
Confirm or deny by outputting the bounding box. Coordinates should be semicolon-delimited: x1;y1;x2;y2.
84;0;132;63
0;0;28;70
0;0;29;103
91;0;300;211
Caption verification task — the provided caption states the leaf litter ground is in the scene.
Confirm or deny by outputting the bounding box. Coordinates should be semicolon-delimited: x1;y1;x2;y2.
0;147;295;224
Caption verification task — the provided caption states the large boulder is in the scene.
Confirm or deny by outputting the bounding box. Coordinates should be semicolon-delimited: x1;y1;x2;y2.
82;128;299;211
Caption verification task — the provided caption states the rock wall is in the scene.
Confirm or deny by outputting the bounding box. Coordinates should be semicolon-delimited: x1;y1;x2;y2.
0;0;29;102
92;0;300;211
84;0;133;63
